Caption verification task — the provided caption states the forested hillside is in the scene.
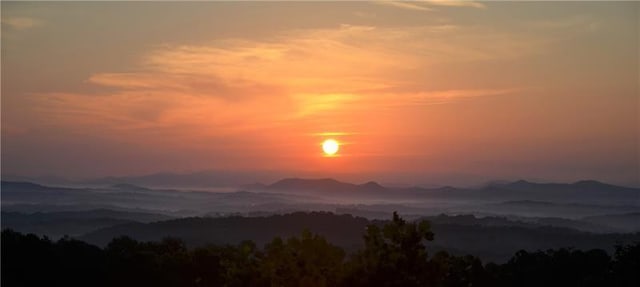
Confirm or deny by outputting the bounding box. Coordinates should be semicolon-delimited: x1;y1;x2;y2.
3;213;639;287
79;212;640;263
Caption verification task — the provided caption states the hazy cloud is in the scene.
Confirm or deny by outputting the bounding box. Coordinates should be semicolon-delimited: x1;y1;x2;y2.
2;16;41;30
423;0;486;9
376;0;485;11
376;1;434;12
34;23;541;141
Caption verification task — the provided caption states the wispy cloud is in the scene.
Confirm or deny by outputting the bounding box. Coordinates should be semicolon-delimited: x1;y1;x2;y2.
423;0;486;9
529;15;600;32
33;23;538;149
376;0;485;12
376;1;434;12
2;17;41;30
400;88;521;106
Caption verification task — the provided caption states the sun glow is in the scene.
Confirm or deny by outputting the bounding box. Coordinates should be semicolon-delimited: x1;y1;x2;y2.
322;139;340;156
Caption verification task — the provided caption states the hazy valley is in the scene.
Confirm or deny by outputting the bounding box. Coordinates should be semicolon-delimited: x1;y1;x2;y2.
3;178;639;263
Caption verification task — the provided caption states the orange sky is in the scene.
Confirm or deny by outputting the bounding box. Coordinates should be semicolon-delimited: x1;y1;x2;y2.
2;1;638;186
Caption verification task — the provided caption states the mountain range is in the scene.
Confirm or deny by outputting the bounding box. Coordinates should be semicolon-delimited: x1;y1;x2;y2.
2;178;640;263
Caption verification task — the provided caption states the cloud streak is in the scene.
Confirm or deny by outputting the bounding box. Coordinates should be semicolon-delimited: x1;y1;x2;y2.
30;23;540;159
376;1;434;11
2;16;41;30
376;0;485;12
423;0;486;9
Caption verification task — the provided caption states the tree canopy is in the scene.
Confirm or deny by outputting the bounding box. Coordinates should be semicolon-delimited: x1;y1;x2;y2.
2;212;639;287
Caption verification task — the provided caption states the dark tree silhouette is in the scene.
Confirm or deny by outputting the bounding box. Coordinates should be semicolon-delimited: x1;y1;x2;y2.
345;211;438;286
260;229;345;287
2;212;640;287
611;243;640;286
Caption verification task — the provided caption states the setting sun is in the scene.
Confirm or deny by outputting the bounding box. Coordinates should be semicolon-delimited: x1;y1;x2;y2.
322;139;339;156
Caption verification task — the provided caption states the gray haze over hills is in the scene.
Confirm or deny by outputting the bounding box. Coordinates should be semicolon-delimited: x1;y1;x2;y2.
3;177;639;262
2;177;639;227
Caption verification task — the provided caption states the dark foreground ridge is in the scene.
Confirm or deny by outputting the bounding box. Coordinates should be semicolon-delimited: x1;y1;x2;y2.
3;212;639;287
4;210;640;263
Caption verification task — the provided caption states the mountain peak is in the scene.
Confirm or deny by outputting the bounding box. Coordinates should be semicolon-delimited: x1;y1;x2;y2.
268;178;352;190
1;181;49;190
504;179;536;188
110;183;150;191
571;180;627;190
573;180;607;186
272;177;342;185
359;181;385;190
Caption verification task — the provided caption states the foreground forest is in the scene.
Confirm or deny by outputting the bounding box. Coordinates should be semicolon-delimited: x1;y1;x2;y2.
3;213;639;287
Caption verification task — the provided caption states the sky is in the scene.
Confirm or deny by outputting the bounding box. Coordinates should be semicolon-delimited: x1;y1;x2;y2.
1;1;638;187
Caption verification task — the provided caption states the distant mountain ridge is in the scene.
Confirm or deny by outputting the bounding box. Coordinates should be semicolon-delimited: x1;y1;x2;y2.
500;179;633;191
265;178;385;192
109;183;152;192
3;178;638;199
264;178;638;191
2;178;639;223
1;209;173;238
246;178;640;206
1;181;58;191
